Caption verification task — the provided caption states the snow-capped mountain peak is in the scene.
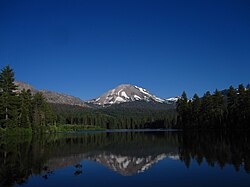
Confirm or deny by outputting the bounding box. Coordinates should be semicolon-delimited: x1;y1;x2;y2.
88;84;165;106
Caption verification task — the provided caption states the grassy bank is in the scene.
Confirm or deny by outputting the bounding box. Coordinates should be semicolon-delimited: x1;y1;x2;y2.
0;125;105;136
46;124;105;133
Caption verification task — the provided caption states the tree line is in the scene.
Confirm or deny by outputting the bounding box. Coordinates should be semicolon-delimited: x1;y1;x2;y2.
176;84;250;129
52;103;177;129
0;65;56;132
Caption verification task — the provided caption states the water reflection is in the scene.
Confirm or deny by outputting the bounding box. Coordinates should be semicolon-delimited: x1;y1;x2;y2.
0;131;250;186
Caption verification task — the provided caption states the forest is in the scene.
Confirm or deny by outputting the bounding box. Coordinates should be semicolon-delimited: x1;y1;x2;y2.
52;103;176;130
176;84;250;129
0;66;57;134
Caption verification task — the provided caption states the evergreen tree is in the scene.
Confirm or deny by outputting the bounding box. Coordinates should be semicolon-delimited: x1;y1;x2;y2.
32;92;46;127
19;89;32;128
212;89;225;127
0;65;19;128
32;92;56;128
191;94;201;125
227;86;237;125
246;84;250;90
177;91;190;127
246;88;250;124
201;91;213;127
237;84;246;124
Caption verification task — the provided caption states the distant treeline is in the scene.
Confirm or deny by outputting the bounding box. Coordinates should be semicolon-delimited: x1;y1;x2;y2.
176;84;250;129
52;103;176;129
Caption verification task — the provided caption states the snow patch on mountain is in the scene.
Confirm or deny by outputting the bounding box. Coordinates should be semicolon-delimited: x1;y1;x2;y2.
134;95;141;100
134;85;165;103
115;96;126;103
121;91;129;99
135;86;149;96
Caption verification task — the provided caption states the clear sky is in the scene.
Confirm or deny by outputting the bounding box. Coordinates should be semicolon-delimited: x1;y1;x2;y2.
0;0;249;100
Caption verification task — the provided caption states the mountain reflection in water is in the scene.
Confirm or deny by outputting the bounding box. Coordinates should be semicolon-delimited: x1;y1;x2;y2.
0;131;250;186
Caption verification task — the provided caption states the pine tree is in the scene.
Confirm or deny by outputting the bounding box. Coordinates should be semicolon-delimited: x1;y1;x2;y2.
31;92;56;131
32;92;46;127
246;87;250;124
19;89;32;128
212;89;225;127
237;84;246;125
246;84;250;90
191;94;201;125
177;91;190;127
0;65;19;128
201;91;213;127
227;86;237;125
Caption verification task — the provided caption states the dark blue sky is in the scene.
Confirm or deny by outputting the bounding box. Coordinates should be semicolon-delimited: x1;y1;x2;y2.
0;0;249;100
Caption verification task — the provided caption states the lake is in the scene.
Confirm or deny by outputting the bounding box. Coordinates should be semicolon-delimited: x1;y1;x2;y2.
1;130;250;187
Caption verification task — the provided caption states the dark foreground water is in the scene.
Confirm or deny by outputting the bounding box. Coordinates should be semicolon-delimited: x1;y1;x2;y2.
1;130;250;187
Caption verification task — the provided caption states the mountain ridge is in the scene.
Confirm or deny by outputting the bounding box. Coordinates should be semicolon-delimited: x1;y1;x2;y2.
15;81;177;108
14;81;90;107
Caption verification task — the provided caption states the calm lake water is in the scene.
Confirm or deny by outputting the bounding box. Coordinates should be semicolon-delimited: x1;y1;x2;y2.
1;130;250;187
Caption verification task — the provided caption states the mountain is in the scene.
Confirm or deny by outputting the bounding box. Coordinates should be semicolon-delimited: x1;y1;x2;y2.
15;81;90;107
14;81;36;91
88;84;166;106
15;81;178;109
